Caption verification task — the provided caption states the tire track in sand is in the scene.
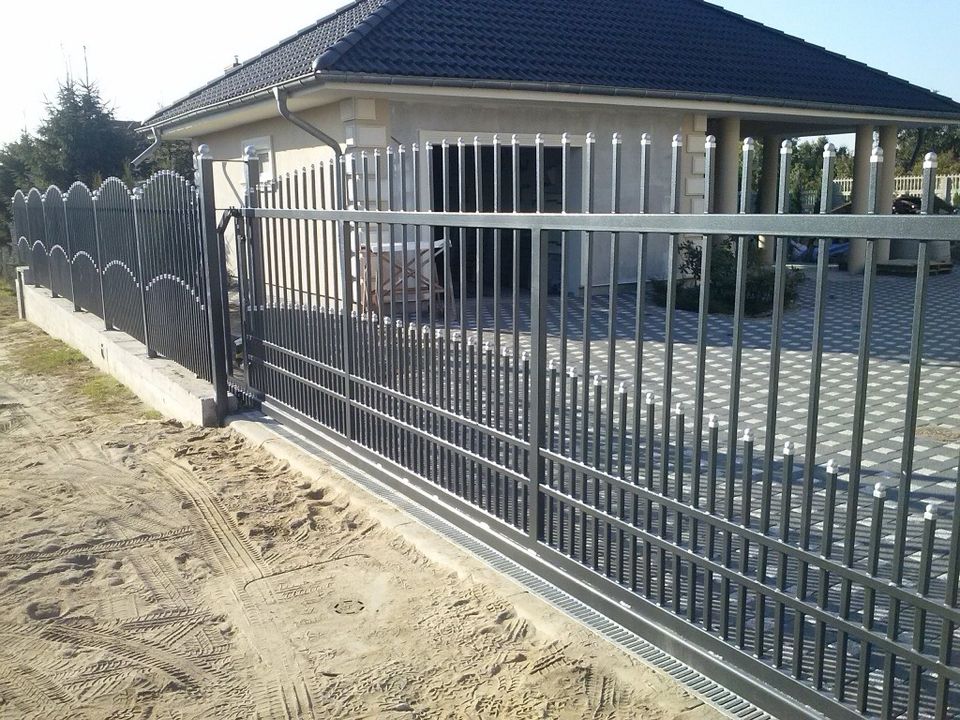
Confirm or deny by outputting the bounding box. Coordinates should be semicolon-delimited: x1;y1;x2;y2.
144;458;319;719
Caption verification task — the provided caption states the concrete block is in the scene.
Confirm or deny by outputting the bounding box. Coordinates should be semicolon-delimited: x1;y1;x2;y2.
340;98;377;122
344;122;387;148
18;280;221;427
685;177;706;197
685;134;706;154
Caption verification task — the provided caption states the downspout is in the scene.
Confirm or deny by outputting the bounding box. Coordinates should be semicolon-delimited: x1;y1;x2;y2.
131;127;162;168
273;87;342;159
273;86;344;209
273;86;353;440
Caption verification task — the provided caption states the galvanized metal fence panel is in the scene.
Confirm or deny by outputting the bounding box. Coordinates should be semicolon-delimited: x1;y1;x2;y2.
136;170;212;380
97;177;146;342
25;187;48;289
11;164;225;407
234;133;960;720
42;185;72;303
63;182;102;316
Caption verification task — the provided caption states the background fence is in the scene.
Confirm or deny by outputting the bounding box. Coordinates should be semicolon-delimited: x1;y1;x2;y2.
10;164;227;407
836;174;960;203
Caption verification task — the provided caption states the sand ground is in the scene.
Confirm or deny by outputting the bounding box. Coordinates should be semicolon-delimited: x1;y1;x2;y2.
0;283;722;719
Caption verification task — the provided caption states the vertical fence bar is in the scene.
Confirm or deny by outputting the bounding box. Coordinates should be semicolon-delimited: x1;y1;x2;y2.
721;137;755;642
631;133;651;498
195;146;229;423
528;222;548;542
935;459;960;719
883;151;936;717
131;187;154;358
605;133;622;473
691;134;716;534
857;483;887;714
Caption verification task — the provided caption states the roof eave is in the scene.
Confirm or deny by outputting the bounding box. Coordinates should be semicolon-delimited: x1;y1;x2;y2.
143;71;960;134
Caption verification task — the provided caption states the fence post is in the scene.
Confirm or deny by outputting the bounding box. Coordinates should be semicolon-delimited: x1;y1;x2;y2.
239;146;262;385
131;187;155;357
527;223;548;542
196;144;230;426
336;153;354;442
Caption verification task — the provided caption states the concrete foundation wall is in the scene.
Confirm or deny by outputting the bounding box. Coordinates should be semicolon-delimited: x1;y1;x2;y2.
17;268;221;427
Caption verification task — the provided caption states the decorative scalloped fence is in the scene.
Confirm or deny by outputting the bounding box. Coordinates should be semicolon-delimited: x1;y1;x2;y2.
11;170;216;385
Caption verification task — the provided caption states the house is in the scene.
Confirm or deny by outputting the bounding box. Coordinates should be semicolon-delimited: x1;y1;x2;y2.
141;0;960;288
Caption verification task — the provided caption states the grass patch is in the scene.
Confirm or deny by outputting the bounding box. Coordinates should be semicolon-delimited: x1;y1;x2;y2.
78;375;137;413
15;337;87;376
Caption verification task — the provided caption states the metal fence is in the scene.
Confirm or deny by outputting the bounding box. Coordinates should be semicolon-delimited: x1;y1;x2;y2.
836;174;960;203
232;135;959;720
11;160;229;420
9;136;960;718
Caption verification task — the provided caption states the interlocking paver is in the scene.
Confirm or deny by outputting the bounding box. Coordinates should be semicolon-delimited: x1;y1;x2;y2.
456;265;959;499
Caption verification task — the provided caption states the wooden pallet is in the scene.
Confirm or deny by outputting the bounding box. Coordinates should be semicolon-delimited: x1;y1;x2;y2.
877;259;954;276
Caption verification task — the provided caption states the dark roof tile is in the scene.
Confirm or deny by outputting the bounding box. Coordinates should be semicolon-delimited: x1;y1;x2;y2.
145;0;960;127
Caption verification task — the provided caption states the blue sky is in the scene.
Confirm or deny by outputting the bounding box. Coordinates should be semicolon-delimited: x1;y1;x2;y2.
1;1;957;147
711;1;960;104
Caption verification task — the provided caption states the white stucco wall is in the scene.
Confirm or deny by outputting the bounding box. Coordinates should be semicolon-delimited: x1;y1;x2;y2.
195;93;706;286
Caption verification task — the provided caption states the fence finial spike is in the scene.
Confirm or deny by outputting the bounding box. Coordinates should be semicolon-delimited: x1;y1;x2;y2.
704;134;716;149
641;132;652;146
783;440;794;456
675;400;684;415
561;132;569;145
873;482;887;498
612;132;622;145
780;139;793;154
924;151;938;169
742;427;753;442
925;503;938;520
243;145;257;161
823;142;837;158
742;137;755;150
197;144;212;160
645;392;655;405
871;145;884;163
708;413;718;428
826;459;837;474
672;133;682;148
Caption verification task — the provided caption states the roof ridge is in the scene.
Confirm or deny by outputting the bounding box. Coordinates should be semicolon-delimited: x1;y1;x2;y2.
695;0;953;107
313;0;412;72
144;0;382;125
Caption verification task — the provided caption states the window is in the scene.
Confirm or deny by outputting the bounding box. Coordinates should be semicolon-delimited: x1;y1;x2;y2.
241;136;273;184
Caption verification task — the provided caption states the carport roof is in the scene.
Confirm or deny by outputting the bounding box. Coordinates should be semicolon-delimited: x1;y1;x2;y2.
144;0;960;128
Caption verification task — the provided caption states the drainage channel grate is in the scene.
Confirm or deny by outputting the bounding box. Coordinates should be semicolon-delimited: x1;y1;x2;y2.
258;415;772;720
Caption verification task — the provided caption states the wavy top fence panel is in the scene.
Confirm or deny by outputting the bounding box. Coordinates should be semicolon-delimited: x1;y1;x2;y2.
11;170;214;382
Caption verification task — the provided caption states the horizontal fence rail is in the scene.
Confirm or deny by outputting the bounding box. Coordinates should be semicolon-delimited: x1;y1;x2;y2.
11;158;228;417
233;133;959;720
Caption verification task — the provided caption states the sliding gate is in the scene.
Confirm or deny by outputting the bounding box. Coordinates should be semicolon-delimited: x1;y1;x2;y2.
233;138;960;719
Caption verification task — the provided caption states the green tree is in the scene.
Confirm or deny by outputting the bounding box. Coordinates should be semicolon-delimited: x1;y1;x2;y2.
898;126;960;175
31;79;137;189
0;78;193;244
772;136;853;214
